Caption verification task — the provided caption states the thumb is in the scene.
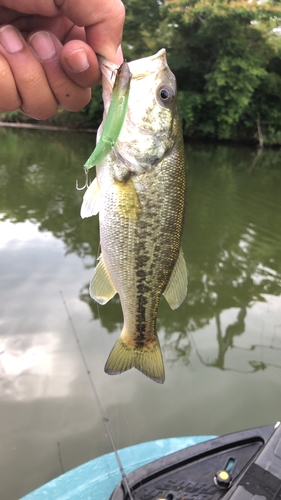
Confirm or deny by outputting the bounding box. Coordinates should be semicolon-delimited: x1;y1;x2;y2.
55;0;125;62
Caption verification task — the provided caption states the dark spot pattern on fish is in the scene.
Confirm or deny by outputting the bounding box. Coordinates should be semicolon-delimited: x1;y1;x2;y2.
131;170;167;340
137;283;152;294
137;255;150;266
136;269;146;278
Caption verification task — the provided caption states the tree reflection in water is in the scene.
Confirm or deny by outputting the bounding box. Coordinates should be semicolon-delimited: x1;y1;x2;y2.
190;307;281;373
158;143;281;372
1;129;281;374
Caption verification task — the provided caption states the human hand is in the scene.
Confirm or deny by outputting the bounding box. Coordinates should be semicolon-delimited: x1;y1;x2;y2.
0;0;125;119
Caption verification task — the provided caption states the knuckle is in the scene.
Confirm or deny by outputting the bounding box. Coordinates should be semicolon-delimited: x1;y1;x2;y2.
61;89;91;112
37;105;59;120
19;69;43;88
52;76;91;111
0;57;21;111
117;1;126;21
113;1;126;29
18;68;59;119
21;101;58;120
0;101;21;113
0;91;21;112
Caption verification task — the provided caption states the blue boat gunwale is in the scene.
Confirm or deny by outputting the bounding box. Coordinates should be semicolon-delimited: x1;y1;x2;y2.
19;435;215;500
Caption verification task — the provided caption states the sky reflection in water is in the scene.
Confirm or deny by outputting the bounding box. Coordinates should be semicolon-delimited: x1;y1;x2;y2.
0;129;281;500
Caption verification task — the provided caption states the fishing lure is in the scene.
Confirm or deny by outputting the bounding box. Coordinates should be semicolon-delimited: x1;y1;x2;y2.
84;61;132;170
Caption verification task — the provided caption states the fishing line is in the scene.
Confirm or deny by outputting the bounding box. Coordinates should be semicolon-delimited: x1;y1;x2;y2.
95;283;134;461
57;442;65;474
114;379;135;460
96;299;109;369
60;291;134;500
95;306;123;449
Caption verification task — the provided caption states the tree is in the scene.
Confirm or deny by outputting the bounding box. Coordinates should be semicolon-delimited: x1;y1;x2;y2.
162;0;281;143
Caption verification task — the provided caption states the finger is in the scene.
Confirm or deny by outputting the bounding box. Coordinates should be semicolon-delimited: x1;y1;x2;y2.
85;3;125;62
28;31;92;111
56;0;125;62
0;25;58;119
11;16;86;46
0;7;24;25
60;39;100;88
0;53;21;111
12;12;74;42
1;0;125;61
0;1;59;17
63;25;86;44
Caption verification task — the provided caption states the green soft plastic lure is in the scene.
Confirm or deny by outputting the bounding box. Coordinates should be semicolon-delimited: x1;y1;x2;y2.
84;61;132;170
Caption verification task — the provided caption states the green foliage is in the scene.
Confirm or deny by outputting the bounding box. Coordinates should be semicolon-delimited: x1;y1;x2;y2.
177;90;203;132
164;0;281;143
122;0;163;59
123;0;281;144
240;64;281;144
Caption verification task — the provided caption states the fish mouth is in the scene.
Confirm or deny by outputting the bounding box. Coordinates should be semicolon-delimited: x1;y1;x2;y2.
98;49;168;115
97;57;119;85
98;48;167;89
127;48;167;79
96;48;169;146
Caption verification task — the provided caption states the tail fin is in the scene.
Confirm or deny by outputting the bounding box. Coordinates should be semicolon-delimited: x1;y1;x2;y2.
104;336;165;384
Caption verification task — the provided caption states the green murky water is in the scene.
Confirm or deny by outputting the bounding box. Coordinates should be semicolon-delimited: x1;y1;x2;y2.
0;128;281;500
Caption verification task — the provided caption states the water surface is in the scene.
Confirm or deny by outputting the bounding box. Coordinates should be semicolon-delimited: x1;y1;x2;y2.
0;129;281;500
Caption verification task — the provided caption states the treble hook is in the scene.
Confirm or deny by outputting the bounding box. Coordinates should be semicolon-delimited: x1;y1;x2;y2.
76;167;89;191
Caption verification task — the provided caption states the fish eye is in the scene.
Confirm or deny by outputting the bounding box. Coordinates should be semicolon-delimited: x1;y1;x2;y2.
157;85;175;106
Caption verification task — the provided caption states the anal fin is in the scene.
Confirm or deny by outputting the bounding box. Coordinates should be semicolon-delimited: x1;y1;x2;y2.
163;246;188;310
105;332;165;384
90;254;117;305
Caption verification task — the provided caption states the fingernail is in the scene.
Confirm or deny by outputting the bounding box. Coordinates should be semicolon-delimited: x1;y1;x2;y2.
29;31;55;61
0;25;23;53
65;49;89;73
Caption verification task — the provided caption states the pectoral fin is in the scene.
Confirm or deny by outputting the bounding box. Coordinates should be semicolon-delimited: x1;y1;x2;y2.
163;247;188;310
90;255;117;305
81;177;101;219
114;177;141;220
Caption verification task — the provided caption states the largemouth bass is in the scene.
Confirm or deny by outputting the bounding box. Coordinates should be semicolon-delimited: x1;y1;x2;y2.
81;49;187;384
